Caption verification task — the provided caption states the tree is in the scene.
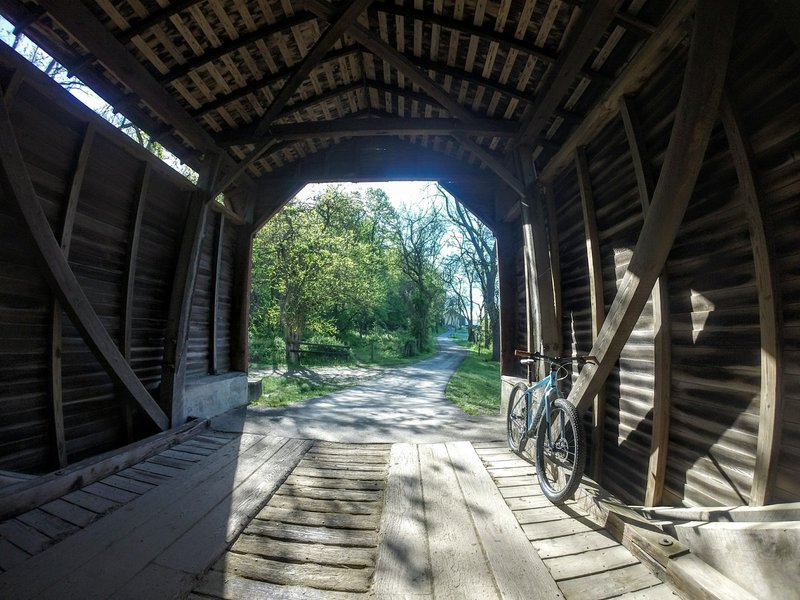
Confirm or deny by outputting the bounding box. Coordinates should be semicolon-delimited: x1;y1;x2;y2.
440;185;500;361
390;205;446;352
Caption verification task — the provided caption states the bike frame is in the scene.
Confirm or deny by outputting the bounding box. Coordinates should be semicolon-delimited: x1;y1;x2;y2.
522;361;562;448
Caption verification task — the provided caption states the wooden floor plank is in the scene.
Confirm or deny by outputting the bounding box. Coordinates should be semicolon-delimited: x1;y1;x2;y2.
158;448;204;463
532;529;619;559
276;485;382;502
232;534;376;567
544;545;641;581
100;474;154;495
497;483;541;498
612;583;681;599
298;460;387;472
0;432;262;599
246;518;378;547
216;553;373;593
557;562;663;599
154;438;312;576
15;508;79;540
285;474;384;491
373;443;432;597
81;482;139;504
449;442;565;599
61;489;120;515
0;539;29;571
37;498;96;527
195;568;360;599
256;506;380;530
524;515;604;540
291;467;386;481
146;455;194;470
0;519;51;555
268;495;380;515
419;443;500;599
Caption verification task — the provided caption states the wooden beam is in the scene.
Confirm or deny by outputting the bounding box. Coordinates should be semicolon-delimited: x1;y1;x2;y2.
565;0;737;416
763;0;800;49
120;0;203;41
0;99;169;432
121;161;151;441
121;162;151;362
231;221;255;373
304;0;526;196
209;215;225;375
230;116;519;142
575;146;607;481
47;121;96;468
544;185;563;337
620;95;673;507
160;194;209;425
540;0;695;183
719;91;782;506
516;0;625;145
496;220;521;376
1;69;23;104
516;149;561;365
224;0;375;188
0;419;208;522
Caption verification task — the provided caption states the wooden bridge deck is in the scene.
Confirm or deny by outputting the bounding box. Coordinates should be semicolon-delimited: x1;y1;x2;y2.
0;431;678;599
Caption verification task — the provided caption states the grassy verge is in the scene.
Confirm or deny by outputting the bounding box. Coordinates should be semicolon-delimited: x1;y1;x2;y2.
446;339;501;416
251;375;367;408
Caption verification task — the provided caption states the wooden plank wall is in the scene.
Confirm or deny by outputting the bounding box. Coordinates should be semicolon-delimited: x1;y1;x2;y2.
538;2;799;506
0;48;245;474
727;3;800;503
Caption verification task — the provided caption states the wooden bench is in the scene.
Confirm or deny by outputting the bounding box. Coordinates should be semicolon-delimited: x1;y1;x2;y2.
297;342;351;358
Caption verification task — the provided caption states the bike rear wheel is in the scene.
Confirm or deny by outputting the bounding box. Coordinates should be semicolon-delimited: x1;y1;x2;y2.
506;382;530;452
534;398;586;503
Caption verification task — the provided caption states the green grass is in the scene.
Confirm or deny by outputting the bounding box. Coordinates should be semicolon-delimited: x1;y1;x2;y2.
446;341;501;416
251;375;366;408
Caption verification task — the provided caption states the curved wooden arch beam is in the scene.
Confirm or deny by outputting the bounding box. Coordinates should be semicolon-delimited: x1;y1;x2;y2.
566;0;738;416
0;100;169;432
719;91;782;506
575;146;607;481
620;94;673;507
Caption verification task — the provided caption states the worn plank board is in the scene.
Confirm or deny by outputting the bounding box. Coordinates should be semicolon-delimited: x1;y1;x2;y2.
195;568;360;599
285;474;384;491
373;443;432;597
276;486;382;502
544;544;641;581
246;519;378;548
37;499;96;528
214;553;373;593
154;438;312;575
268;495;379;515
451;442;565;598
232;534;375;568
255;506;380;530
15;508;79;541
0;432;262;599
419;443;499;599
532;529;619;559
558;562;663;599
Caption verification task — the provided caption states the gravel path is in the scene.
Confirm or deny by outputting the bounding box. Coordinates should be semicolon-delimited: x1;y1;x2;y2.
212;335;505;443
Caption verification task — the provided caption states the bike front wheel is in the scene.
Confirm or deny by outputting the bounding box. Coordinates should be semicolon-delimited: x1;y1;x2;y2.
534;398;586;503
506;382;530;452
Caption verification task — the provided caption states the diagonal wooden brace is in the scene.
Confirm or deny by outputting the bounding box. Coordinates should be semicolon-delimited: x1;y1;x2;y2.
566;0;739;415
0;99;169;431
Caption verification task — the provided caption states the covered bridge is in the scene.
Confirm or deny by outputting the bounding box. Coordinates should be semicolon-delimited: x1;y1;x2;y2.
0;0;798;597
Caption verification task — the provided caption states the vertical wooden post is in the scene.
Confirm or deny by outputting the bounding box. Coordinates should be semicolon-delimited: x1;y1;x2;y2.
620;95;673;506
209;214;225;375
50;122;96;468
160;194;209;425
516;149;561;367
121;161;151;441
496;219;521;377
720;91;782;506
231;223;255;373
544;186;563;333
575;146;607;480
566;0;737;415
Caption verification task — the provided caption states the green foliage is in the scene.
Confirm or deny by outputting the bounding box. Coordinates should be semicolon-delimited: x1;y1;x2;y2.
249;185;446;366
446;335;501;415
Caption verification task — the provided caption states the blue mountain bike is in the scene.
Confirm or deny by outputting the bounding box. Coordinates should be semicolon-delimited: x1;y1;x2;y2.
506;350;595;503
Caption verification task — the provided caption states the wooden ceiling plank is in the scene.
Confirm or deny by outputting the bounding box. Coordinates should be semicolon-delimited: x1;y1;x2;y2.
565;0;737;416
122;0;204;41
0;99;169;432
160;13;316;83
517;0;626;145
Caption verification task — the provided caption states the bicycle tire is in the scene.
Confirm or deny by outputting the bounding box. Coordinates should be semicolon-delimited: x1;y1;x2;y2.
506;382;530;452
534;397;586;503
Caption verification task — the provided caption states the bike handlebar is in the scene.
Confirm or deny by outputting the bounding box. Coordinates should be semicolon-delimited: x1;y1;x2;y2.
514;349;597;365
